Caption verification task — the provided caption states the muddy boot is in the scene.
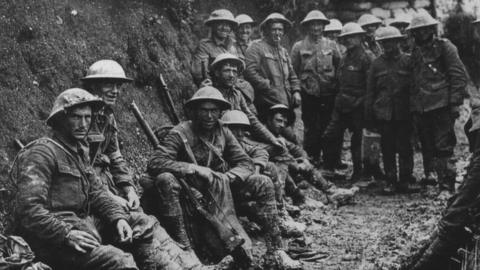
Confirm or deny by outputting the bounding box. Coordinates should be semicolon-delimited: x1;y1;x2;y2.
419;171;438;186
278;207;306;238
435;157;456;193
264;250;303;270
410;237;456;270
397;175;421;194
162;215;191;249
326;186;358;206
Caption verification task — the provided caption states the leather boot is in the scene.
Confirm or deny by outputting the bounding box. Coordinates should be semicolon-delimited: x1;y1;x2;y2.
162;215;191;249
436;157;456;192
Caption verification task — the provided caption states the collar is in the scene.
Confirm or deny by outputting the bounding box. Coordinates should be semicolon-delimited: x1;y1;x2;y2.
381;51;402;61
306;35;325;44
52;130;89;156
211;36;232;48
347;45;363;57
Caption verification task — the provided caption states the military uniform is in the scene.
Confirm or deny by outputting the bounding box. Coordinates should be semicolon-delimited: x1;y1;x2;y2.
365;53;414;184
363;38;383;57
291;36;341;162
244;39;301;119
147;121;254;262
191;37;239;86
410;38;468;190
12;133;158;270
234;40;251;63
324;46;374;176
89;109;134;197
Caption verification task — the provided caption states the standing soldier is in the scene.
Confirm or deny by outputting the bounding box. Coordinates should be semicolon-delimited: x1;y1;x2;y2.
388;15;413;53
234;14;255;62
323;23;375;182
358;14;383;57
147;87;301;269
244;12;302;141
408;12;468;193
324;19;346;55
365;27;418;194
291;10;342;169
191;9;238;86
81;60;140;211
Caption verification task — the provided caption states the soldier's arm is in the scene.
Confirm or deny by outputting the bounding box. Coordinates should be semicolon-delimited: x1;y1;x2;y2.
365;62;376;121
285;139;308;159
15;146;74;246
442;40;468;106
286;50;301;94
245;42;270;91
290;42;302;75
147;131;195;177
223;127;255;181
191;41;210;86
243;141;269;170
106;117;134;189
89;174;129;224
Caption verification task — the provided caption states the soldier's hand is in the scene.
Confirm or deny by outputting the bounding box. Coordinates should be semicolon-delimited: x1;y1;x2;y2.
113;194;129;210
292;92;302;108
124;186;140;210
273;137;286;149
116;219;133;243
66;230;100;253
193;165;214;184
255;165;261;174
199;79;213;88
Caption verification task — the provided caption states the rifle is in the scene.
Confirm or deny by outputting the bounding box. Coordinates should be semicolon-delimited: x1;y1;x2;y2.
129;101;249;263
158;74;180;125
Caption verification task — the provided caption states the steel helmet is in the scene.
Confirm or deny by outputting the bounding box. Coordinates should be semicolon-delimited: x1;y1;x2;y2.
210;53;245;72
47;88;104;126
375;26;405;41
300;10;329;26
185;86;231;110
407;12;438;31
338;22;366;38
81;60;133;82
204;9;238;27
268;104;295;123
324;19;343;32
236;14;255;26
389;14;411;27
221;110;250;126
260;13;293;31
358;14;382;27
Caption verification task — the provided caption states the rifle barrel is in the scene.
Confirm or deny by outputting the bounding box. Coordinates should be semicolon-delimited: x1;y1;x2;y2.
129;101;160;149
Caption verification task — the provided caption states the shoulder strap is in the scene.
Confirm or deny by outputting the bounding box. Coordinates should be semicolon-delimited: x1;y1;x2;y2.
171;128;199;166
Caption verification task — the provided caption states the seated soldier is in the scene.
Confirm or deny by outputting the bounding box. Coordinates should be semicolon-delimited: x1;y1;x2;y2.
221;110;307;237
147;86;302;269
264;104;358;207
11;88;217;270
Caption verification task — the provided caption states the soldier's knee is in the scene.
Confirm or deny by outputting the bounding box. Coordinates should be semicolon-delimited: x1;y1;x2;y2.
249;174;275;198
128;212;158;241
90;245;138;270
155;173;181;193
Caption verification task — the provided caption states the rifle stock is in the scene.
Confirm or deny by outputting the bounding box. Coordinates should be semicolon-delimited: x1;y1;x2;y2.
129;101;248;263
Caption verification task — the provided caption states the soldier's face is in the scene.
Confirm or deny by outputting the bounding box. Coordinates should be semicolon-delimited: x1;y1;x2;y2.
268;22;284;45
93;80;124;107
65;105;92;141
380;39;400;55
308;21;325;38
196;101;221;130
340;35;362;50
229;125;246;140
411;27;436;45
267;112;287;136
215;63;238;88
325;31;340;40
237;24;253;42
213;21;233;39
364;24;380;37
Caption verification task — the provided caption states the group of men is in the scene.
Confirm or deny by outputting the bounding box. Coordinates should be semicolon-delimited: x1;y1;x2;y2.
9;6;480;270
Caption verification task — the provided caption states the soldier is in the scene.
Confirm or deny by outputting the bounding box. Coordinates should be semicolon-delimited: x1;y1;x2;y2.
291;10;343;169
408;12;468;193
220;110;307;237
265;104;358;207
80;59;140;211
209;52;284;149
365;27;418;194
11;88;215;270
358;14;383;57
147;87;301;269
388;15;413;53
191;9;239;86
324;19;346;55
234;14;255;62
323;23;375;182
244;12;302;141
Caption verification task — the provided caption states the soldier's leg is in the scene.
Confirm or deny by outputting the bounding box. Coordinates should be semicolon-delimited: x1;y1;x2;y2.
302;94;322;160
397;120;415;184
320;96;343;169
154;172;191;248
348;112;363;181
380;121;397;192
416;113;437;183
431;108;457;191
323;110;347;172
263;162;284;208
